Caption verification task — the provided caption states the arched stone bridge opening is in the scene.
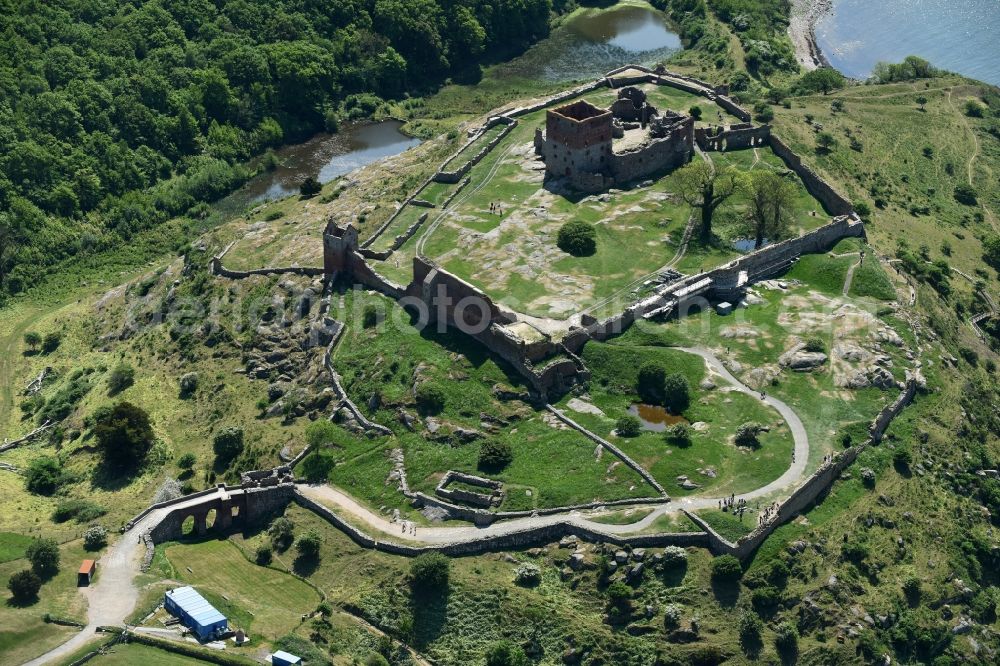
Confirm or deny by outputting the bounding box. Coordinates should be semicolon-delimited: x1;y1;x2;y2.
148;484;294;544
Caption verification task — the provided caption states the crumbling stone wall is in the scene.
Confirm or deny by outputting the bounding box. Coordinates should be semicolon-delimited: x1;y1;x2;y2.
768;134;853;216
434;117;518;184
694;375;920;560
294;490;707;556
695;123;771;151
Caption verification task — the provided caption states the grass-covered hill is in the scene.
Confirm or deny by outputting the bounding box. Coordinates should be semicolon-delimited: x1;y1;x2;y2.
1;1;1000;665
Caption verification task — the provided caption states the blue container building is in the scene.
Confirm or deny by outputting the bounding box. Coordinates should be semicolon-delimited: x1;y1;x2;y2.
164;586;228;641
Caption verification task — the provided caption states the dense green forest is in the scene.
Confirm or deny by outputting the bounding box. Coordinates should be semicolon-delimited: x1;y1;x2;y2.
0;0;564;298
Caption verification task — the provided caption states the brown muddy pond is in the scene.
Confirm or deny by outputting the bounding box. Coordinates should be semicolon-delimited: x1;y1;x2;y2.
627;403;688;432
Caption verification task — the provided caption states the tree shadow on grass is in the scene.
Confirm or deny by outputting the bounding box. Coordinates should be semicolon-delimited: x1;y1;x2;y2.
89;459;139;492
711;579;740;608
409;588;449;648
5;594;40;609
292;555;320;578
662;562;688;587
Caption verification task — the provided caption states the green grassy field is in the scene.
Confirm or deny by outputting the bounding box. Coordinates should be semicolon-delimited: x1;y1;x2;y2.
322;287;654;510
558;342;795;497
0;538;93;665
81;643;211;666
771;77;1000;306
158;539;320;640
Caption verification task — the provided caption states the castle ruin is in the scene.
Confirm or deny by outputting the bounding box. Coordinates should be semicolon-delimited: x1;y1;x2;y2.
534;87;694;193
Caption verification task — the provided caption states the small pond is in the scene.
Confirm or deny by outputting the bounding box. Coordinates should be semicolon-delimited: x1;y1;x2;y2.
628;403;688;432
228;120;422;207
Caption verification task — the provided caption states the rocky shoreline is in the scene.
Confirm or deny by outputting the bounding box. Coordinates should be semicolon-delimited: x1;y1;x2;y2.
788;0;833;71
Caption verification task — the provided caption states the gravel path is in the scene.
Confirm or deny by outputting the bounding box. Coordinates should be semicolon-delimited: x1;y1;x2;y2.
21;489;233;666
23;348;810;664
302;347;810;541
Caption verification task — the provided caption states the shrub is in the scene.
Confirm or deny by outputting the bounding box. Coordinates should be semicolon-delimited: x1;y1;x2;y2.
177;453;196;470
606;581;632;610
954;184;978;205
179;372;198;397
414;382;446;415
23;331;41;351
26;538;60;577
300;450;335;482
615;415;642;437
295;530;322;559
663;373;690;413
361;304;380;328
983;234;1000;270
688;105;702;120
299;176;322;196
710;554;743;580
816;132;837;152
893;446;913;470
557;220;597;256
52;499;107;524
484;640;529;666
804;336;825;353
93;402;156;467
637;362;667;404
841;540;869;562
663;603;682;628
774;621;799;653
255;543;273;565
478;439;513;471
735;422;764;448
269;517;295;551
664;423;691;447
410;552;449;591
42;331;62;354
903;575;922;600
661;545;688;568
212;426;245;461
964;99;985;117
831;99;845;112
83;525;108;551
737;609;763;648
25;456;64;495
751;586;782;615
107;363;135;395
689;645;722;666
8;569;41;602
363;655;390;666
514;562;541;586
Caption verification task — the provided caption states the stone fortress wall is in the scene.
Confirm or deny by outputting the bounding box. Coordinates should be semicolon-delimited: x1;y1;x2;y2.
690;372;922;559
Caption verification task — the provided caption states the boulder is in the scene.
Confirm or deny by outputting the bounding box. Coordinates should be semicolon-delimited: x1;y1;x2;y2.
833;342;866;362
779;349;828;371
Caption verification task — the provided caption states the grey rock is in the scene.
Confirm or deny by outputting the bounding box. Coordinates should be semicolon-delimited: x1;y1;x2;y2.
615;550;629;565
779;350;828;371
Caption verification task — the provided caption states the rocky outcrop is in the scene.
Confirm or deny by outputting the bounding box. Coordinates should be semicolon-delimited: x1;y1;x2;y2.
779;349;828;371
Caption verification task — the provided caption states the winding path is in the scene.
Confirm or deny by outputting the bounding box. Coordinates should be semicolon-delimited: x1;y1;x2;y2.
303;346;810;536
22;348;810;664
21;489;236;666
